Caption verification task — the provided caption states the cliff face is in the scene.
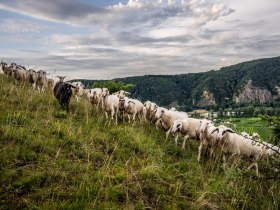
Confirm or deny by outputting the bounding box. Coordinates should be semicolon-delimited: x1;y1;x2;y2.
196;90;216;106
235;80;273;104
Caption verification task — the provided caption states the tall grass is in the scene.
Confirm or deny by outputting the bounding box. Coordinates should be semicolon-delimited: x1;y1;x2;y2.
0;75;279;209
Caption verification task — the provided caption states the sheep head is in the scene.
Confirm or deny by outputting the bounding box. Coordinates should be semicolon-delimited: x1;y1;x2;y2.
216;126;235;142
171;119;183;136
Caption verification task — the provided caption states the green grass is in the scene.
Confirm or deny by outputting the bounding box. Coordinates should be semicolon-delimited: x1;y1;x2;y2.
227;117;273;141
0;75;280;209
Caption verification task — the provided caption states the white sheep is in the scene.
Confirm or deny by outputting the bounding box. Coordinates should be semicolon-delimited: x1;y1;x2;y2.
36;70;48;92
86;88;103;111
116;90;131;99
144;101;152;119
27;69;38;89
169;107;177;111
170;118;201;149
102;88;120;125
144;102;158;122
47;78;54;89
154;107;188;140
0;60;4;74
196;120;218;162
1;62;13;77
119;96;129;122
215;126;279;176
15;66;28;82
71;81;84;102
123;98;145;123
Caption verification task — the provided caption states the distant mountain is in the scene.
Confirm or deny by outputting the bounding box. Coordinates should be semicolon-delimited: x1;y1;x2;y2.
81;57;280;110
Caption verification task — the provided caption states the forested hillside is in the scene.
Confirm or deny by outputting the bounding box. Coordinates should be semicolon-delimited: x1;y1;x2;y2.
82;57;280;110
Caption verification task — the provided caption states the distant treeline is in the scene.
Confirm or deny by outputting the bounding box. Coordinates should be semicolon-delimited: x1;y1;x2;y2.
79;56;280;112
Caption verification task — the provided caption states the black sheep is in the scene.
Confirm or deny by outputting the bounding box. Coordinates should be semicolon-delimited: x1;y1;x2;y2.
53;76;75;112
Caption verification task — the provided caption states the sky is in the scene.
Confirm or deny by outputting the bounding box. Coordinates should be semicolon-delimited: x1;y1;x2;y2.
0;0;280;80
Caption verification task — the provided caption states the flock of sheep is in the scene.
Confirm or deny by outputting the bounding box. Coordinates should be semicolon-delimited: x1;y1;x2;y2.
1;61;280;177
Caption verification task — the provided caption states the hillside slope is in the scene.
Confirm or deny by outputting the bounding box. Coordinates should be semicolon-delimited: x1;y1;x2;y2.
0;75;280;209
82;56;280;110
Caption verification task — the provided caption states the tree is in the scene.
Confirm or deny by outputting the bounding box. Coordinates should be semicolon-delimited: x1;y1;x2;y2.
92;80;135;93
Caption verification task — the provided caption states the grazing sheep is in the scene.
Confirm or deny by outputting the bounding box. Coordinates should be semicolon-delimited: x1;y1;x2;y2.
53;76;75;112
27;69;38;89
154;107;188;140
169;107;177;111
71;81;84;102
36;70;48;92
116;90;131;99
119;96;129;122
123;98;145;123
13;66;28;82
214;126;279;176
170;118;201;149
47;78;55;89
196;120;218;162
89;88;104;110
144;101;152;118
144;101;158;122
0;61;4;74
0;62;13;77
102;88;120;125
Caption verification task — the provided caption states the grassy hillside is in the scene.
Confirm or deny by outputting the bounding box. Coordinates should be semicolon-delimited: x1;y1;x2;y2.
0;75;280;209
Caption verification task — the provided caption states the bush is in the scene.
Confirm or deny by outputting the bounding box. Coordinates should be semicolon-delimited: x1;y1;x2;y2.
92;80;135;93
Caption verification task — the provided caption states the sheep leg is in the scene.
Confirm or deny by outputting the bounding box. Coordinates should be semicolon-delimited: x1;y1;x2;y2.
110;110;114;121
165;127;171;142
209;148;214;159
247;162;259;177
174;133;179;147
155;118;161;129
197;142;203;162
222;154;227;170
182;135;189;149
132;113;136;124
115;111;118;125
137;113;141;122
105;111;109;119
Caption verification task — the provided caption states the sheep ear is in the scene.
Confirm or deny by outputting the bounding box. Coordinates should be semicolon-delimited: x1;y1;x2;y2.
226;128;235;133
125;91;131;96
211;128;218;134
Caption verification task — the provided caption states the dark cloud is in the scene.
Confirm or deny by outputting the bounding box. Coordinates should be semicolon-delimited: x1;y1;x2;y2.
0;0;104;24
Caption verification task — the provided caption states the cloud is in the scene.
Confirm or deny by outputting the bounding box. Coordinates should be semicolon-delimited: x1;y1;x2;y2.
0;19;44;33
0;0;104;25
1;0;279;80
0;0;234;28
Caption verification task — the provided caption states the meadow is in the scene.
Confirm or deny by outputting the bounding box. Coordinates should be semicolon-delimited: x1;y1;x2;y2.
226;117;273;141
0;75;280;209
